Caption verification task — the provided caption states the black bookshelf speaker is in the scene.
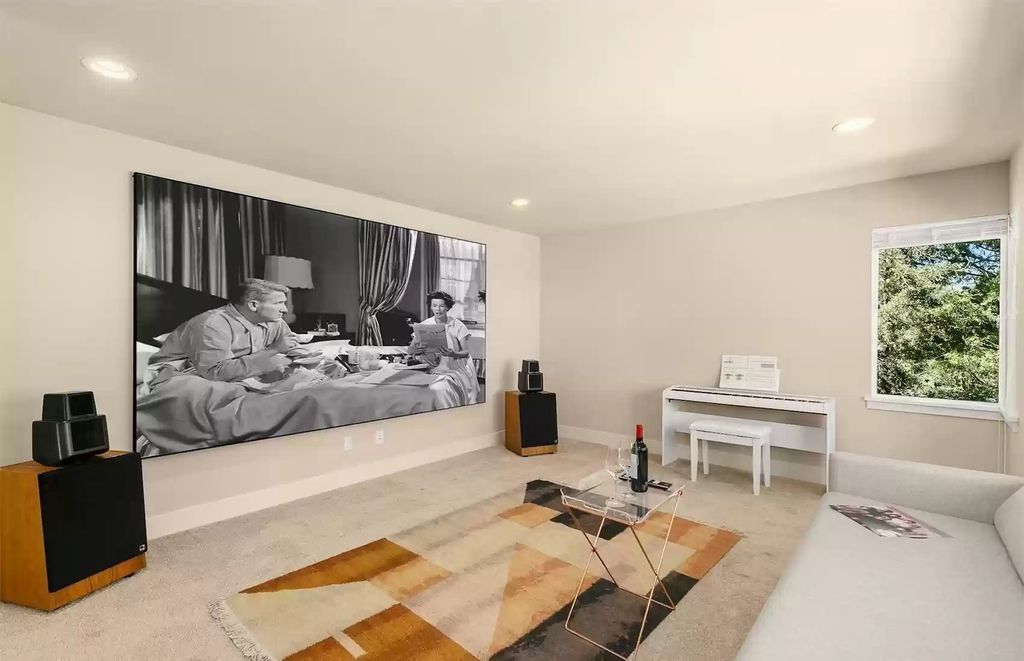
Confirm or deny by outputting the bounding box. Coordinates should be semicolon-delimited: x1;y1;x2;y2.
41;391;97;421
517;371;544;392
36;453;147;593
32;417;109;467
518;358;544;392
33;391;109;466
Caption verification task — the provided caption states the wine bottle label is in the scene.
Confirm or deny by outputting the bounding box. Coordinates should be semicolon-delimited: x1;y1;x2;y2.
630;453;638;479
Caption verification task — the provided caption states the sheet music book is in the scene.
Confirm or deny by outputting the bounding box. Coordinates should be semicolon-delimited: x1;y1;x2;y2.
720;355;780;392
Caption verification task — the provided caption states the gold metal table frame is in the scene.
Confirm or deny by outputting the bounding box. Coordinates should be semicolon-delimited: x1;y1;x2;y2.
561;485;683;661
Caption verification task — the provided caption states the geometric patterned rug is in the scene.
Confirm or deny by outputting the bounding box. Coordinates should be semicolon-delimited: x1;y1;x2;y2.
211;479;741;660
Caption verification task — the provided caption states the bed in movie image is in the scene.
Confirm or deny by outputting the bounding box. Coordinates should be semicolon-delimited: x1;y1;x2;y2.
133;173;486;458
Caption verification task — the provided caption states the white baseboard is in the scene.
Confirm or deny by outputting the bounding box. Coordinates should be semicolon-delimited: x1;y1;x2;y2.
559;424;825;485
147;431;503;539
559;425;636;451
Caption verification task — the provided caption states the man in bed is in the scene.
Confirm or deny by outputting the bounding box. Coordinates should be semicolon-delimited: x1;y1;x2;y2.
146;278;299;386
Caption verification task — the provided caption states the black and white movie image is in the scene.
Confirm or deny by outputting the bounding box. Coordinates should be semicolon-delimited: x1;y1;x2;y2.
133;173;486;458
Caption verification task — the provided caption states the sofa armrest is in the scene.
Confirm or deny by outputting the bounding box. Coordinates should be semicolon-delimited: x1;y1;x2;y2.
829;451;1024;523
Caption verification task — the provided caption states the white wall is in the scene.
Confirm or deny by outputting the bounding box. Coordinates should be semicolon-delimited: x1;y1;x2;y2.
542;162;1018;480
2;103;541;535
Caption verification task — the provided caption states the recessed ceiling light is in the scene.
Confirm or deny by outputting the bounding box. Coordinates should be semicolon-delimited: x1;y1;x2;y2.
832;117;875;134
510;198;530;208
81;57;136;81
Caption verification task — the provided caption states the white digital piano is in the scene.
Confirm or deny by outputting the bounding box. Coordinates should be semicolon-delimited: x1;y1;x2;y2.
661;386;836;487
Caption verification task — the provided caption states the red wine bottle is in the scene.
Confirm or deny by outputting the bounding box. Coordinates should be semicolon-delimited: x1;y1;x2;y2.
630;424;649;492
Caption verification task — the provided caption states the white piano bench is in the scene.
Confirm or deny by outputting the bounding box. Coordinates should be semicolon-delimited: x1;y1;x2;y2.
689;420;772;495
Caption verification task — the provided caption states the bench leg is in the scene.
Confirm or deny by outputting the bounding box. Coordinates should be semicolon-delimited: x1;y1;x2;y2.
690;434;698;482
763;443;771;488
701;439;710;475
752;444;761;495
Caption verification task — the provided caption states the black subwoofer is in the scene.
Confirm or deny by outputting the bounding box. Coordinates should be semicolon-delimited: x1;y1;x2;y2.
37;453;147;592
504;391;558;456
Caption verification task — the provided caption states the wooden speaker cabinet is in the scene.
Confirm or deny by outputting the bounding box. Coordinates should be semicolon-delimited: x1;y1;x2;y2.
0;451;147;611
505;391;558;456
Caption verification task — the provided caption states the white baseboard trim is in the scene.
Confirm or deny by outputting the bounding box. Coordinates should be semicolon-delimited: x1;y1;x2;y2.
147;431;503;539
559;425;642;451
559;424;824;485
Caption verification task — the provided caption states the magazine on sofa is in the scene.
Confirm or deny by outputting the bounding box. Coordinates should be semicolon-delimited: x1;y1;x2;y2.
830;504;948;538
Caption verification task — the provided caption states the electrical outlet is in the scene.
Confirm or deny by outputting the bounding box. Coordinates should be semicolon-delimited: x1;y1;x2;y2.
344;436;353;451
375;429;384;445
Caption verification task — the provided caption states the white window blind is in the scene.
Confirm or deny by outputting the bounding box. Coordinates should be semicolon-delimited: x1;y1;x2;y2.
872;215;1008;249
439;237;486;322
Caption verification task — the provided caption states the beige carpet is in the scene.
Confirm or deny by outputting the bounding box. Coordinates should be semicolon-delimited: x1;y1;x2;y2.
0;440;822;660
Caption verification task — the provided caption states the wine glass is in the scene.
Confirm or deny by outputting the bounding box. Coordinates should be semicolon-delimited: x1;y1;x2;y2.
604;444;626;508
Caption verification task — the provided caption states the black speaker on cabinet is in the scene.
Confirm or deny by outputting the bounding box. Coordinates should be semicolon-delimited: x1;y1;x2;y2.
32;391;109;466
517;371;544;392
517;359;544;393
41;391;98;422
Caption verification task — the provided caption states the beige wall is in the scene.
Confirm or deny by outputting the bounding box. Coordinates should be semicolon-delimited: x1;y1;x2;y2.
2;103;541;529
542;162;1016;477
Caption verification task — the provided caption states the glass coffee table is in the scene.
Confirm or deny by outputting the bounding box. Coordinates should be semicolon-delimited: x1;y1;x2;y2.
560;476;686;661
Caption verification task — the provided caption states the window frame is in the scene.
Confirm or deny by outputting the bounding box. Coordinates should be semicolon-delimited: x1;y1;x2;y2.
866;214;1012;421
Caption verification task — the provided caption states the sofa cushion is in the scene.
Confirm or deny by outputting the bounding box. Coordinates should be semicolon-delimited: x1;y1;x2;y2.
737;492;1024;661
995;486;1024;582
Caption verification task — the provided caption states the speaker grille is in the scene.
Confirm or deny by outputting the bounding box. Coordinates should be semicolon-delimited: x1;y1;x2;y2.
37;454;147;592
519;392;558;447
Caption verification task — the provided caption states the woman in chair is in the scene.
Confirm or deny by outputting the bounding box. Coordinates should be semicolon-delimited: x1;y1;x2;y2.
408;290;479;405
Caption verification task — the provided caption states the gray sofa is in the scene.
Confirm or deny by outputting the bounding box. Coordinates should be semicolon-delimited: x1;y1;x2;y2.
736;451;1024;661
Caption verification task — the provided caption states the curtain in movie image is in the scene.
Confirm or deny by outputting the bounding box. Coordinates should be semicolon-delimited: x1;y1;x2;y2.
357;221;419;345
135;175;285;296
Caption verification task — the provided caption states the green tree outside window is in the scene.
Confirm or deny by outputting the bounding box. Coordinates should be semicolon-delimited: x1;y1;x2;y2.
876;240;1001;403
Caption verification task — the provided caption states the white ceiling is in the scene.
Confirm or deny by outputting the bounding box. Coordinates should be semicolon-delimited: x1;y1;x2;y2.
2;1;1023;235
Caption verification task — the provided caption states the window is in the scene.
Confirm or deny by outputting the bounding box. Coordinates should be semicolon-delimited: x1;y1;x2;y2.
438;237;486;322
868;215;1013;420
